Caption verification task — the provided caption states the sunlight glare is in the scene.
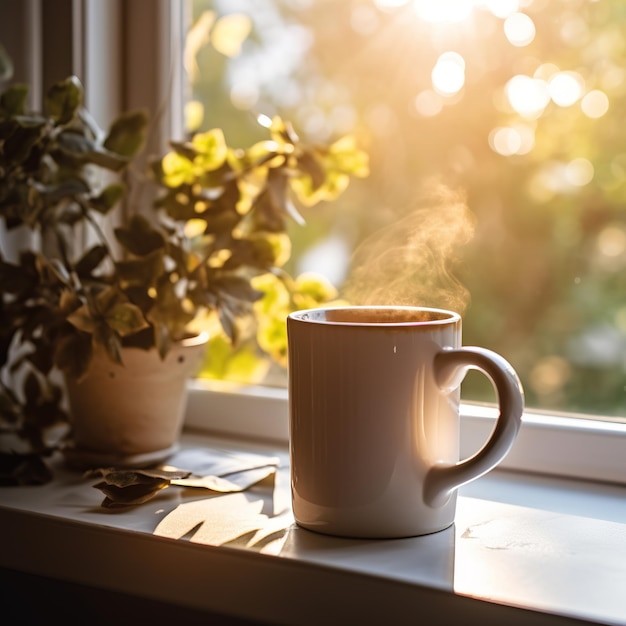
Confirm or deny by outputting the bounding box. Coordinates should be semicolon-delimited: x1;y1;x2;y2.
506;75;550;118
549;71;584;107
529;159;594;196
597;226;626;258
374;0;410;9
432;52;466;96
489;124;534;156
351;5;380;35
256;113;273;128
581;90;609;119
485;0;519;19
490;127;521;156
413;0;475;23
504;12;536;47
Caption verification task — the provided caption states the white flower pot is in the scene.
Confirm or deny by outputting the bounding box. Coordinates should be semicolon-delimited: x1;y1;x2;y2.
63;333;207;469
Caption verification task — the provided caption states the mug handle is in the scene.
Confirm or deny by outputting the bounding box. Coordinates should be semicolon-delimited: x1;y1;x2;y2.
423;346;524;507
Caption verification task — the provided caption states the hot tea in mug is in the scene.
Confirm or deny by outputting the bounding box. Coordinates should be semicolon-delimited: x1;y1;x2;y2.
287;305;524;539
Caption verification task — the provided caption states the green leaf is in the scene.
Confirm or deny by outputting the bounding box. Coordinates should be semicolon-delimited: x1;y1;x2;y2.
295;150;326;191
66;304;97;334
37;177;90;203
325;134;370;177
259;168;305;230
222;236;280;271
218;304;238;343
93;325;123;366
93;286;124;315
150;318;172;360
55;128;95;156
103;109;149;158
75;245;108;278
116;249;165;287
86;148;131;171
216;275;263;303
105;302;149;337
59;290;83;315
191;128;228;171
0;42;14;82
119;325;154;351
54;332;92;381
45;76;83;125
114;214;165;256
1;121;46;164
160;151;196;187
146;280;195;352
89;183;125;214
68;291;149;355
56;130;130;171
0;84;28;117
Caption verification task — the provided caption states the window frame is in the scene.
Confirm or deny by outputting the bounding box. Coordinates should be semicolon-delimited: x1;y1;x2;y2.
4;0;626;490
185;379;626;486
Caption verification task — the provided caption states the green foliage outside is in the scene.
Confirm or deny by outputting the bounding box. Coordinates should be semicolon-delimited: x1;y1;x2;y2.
189;0;626;419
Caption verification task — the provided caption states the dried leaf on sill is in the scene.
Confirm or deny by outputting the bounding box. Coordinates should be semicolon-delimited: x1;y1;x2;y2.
86;450;280;508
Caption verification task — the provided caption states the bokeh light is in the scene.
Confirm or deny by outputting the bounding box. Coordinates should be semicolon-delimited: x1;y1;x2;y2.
505;74;550;118
529;356;571;397
489;124;534;156
597;226;626;259
504;12;536;47
549;71;584;107
184;100;204;132
581;90;609;118
432;52;466;96
565;158;594;187
485;0;519;19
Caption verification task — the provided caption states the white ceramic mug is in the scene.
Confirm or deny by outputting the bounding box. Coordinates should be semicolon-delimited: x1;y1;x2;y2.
287;306;524;539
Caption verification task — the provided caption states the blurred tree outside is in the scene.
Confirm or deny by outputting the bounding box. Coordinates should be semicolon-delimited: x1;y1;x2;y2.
186;0;626;420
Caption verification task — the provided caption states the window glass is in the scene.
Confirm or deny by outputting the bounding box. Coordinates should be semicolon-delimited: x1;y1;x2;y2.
184;0;626;421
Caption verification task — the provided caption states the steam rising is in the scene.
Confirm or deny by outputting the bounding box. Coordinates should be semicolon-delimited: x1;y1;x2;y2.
342;183;475;314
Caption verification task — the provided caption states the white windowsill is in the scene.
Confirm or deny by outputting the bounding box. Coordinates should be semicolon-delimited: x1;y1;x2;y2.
186;379;626;486
1;390;626;625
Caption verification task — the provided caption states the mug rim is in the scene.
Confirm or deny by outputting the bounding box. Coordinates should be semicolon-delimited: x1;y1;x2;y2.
288;305;461;326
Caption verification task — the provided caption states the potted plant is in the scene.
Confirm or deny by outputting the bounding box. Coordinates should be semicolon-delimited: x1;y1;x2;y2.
0;74;368;482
